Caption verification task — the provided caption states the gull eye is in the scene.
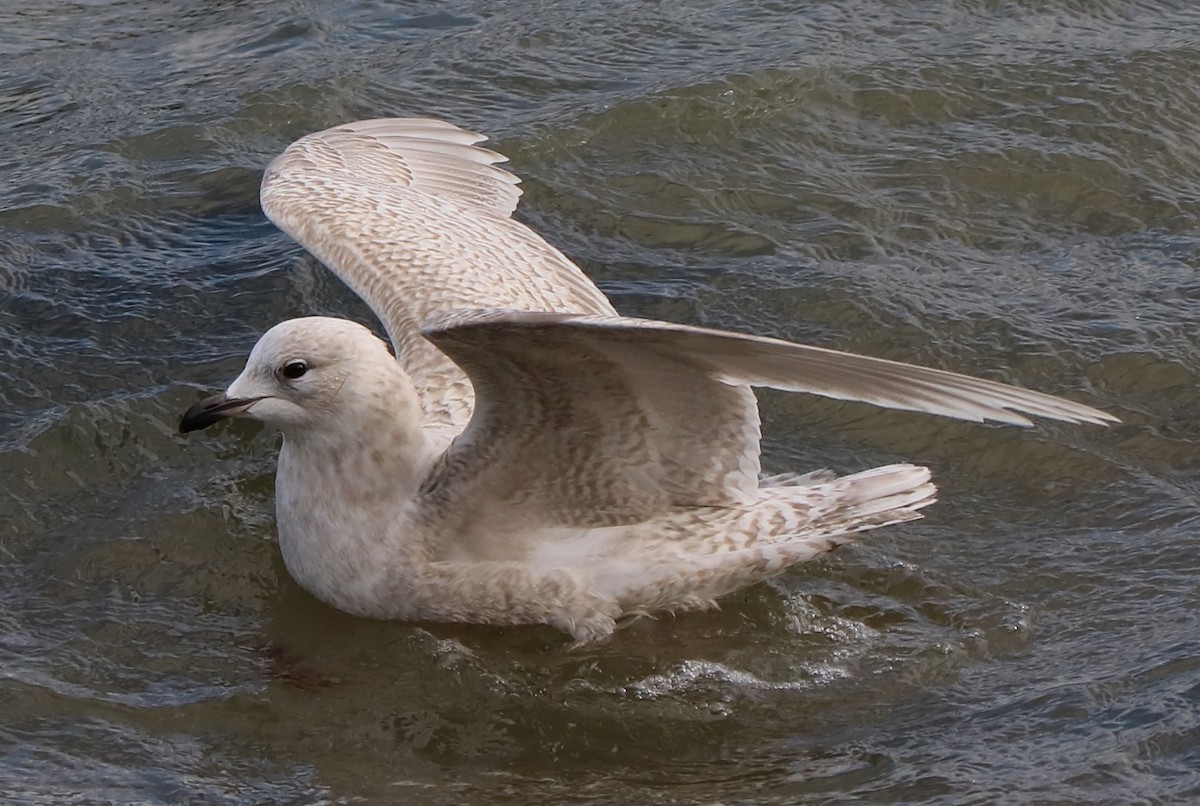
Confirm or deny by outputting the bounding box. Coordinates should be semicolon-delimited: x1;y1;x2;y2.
281;360;308;380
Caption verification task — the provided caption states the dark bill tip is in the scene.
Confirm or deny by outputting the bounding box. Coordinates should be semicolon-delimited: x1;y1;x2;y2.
179;392;262;434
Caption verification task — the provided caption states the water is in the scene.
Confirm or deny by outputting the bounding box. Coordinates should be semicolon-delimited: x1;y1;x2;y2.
3;0;1200;802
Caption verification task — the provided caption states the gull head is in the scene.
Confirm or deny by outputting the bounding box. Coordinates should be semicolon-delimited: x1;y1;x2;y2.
180;316;400;436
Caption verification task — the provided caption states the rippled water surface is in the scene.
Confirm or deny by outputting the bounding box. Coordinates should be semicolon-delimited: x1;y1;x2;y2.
4;1;1200;803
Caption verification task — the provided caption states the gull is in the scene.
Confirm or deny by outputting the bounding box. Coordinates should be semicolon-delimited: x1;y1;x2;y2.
180;118;1116;645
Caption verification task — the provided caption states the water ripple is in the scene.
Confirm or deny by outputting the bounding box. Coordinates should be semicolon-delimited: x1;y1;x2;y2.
2;0;1200;802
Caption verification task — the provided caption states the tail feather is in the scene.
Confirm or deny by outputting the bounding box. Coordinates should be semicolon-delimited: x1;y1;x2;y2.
606;463;937;615
832;463;937;523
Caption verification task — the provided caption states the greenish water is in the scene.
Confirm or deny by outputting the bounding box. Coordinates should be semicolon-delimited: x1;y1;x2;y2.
3;1;1200;803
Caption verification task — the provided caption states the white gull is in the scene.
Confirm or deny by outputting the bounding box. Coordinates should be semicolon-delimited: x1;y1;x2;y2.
180;118;1116;644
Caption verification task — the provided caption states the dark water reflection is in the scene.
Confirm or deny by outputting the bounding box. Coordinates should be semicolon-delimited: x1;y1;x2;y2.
3;1;1200;803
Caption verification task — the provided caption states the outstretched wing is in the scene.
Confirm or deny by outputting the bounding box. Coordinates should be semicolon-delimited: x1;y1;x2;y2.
259;118;617;428
417;310;1116;534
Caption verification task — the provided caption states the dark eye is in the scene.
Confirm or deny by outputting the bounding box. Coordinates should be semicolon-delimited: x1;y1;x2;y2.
281;360;308;380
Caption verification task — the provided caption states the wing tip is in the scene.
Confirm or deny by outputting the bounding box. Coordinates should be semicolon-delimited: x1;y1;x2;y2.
996;400;1120;428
